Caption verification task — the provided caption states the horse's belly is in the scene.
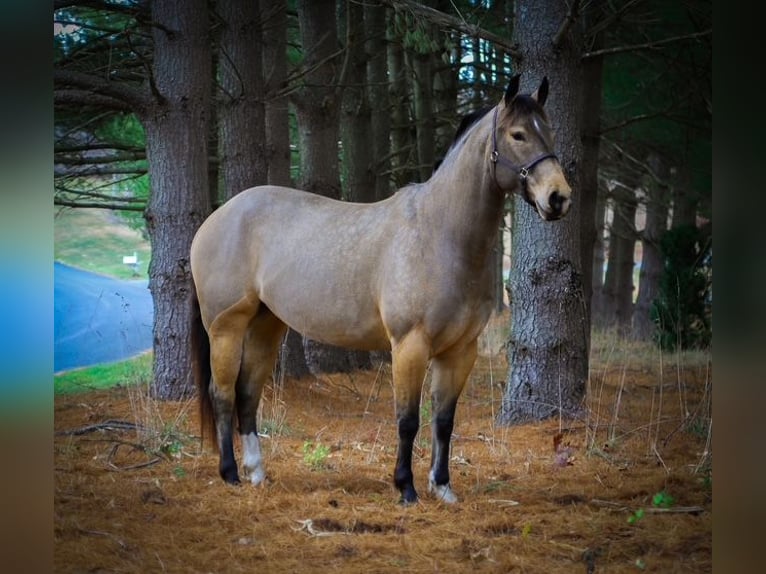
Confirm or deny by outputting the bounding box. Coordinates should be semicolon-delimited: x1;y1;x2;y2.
260;288;390;351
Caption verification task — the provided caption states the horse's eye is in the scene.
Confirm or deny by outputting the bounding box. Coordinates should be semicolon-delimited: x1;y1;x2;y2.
512;132;526;142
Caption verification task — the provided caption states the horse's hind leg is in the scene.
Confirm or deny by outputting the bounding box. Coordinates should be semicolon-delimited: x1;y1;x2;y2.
428;338;478;504
208;310;253;484
236;309;288;485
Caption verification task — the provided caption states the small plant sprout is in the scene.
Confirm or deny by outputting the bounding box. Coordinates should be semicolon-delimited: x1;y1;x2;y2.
652;491;675;508
628;508;645;525
302;441;331;470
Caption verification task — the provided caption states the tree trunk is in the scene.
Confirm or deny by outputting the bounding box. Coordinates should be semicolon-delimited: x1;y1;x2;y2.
217;0;267;201
410;49;435;181
387;14;413;188
365;2;392;200
590;184;607;320
633;152;669;340
578;0;605;348
600;182;638;334
294;0;341;199
498;0;588;426
671;163;697;229
262;0;292;187
340;0;375;202
142;0;212;400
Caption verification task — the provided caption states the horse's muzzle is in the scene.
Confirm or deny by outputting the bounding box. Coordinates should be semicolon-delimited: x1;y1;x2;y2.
536;189;571;221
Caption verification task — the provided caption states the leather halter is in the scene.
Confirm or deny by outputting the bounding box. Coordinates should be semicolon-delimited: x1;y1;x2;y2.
490;107;558;192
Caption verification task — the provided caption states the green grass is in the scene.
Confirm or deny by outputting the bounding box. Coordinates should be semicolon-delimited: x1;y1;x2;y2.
54;352;152;395
54;207;151;279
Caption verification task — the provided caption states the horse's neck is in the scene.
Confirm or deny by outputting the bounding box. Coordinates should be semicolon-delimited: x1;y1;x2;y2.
421;120;504;263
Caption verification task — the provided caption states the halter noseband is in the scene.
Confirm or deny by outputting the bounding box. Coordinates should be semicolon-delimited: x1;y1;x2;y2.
490;107;558;192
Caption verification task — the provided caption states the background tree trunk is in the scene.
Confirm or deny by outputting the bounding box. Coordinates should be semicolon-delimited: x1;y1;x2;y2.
633;152;670;340
410;48;435;181
262;0;292;187
142;0;212;400
340;0;375;202
217;0;267;202
294;0;341;199
600;181;637;334
498;0;588;426
387;14;414;188
590;184;607;320
578;0;605;349
365;2;392;200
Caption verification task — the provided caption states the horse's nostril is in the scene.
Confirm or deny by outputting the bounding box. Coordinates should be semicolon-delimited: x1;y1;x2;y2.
549;191;564;212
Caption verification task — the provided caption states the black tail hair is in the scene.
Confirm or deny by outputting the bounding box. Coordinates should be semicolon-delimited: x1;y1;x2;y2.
190;282;216;451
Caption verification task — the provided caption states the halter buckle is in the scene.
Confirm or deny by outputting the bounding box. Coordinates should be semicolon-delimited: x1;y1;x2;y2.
490;150;499;163
519;167;529;179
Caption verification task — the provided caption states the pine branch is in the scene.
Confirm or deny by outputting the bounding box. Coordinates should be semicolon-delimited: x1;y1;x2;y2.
54;69;148;112
56;187;146;203
55;165;147;177
552;0;581;49
376;0;520;59
53;198;147;212
55;150;146;165
55;89;133;112
54;0;147;18
583;29;711;60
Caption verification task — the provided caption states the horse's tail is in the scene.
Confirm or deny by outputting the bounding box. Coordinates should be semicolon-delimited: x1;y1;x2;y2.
190;281;216;451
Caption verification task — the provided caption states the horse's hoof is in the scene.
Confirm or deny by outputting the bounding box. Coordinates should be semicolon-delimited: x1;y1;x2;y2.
242;466;266;486
428;480;458;504
220;468;241;485
399;486;419;505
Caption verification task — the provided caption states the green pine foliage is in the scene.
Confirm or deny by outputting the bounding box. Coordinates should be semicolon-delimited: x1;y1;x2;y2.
651;225;711;350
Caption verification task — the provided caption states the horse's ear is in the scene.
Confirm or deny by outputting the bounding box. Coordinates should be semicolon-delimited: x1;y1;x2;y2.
504;74;521;106
532;77;549;107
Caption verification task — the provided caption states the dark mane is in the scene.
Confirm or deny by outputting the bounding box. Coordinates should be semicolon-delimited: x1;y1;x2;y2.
453;107;492;142
433;106;492;173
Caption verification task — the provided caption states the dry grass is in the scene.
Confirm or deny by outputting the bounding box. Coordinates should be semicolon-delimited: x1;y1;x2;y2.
54;321;711;573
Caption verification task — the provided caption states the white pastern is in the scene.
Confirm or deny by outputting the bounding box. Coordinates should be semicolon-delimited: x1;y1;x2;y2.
428;469;459;504
241;432;266;485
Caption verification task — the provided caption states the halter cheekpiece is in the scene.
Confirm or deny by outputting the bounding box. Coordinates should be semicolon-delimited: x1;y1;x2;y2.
490;107;558;191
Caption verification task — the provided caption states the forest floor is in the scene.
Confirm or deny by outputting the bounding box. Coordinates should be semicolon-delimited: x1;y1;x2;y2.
54;317;712;573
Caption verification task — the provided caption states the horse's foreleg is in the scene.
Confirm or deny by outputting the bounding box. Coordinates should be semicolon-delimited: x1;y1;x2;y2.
391;330;430;504
428;339;478;504
237;313;287;485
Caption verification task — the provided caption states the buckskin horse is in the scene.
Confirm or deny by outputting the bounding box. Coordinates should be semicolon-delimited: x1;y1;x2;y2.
190;75;572;504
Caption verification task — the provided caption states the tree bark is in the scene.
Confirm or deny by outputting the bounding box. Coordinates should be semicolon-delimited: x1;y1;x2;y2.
498;0;588;426
671;163;697;229
340;0;375;202
365;2;393;200
633;151;669;340
217;0;267;201
410;48;435;182
578;0;605;348
387;13;414;188
262;0;291;187
294;0;341;199
142;0;212;400
590;184;607;320
600;182;637;335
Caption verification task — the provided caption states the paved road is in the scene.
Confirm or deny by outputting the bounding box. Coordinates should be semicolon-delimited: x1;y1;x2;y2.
54;262;153;373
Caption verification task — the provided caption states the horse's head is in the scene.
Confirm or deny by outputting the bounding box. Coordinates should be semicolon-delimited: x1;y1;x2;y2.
491;75;572;221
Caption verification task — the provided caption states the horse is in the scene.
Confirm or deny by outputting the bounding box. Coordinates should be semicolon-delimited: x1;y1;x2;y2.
190;74;572;504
